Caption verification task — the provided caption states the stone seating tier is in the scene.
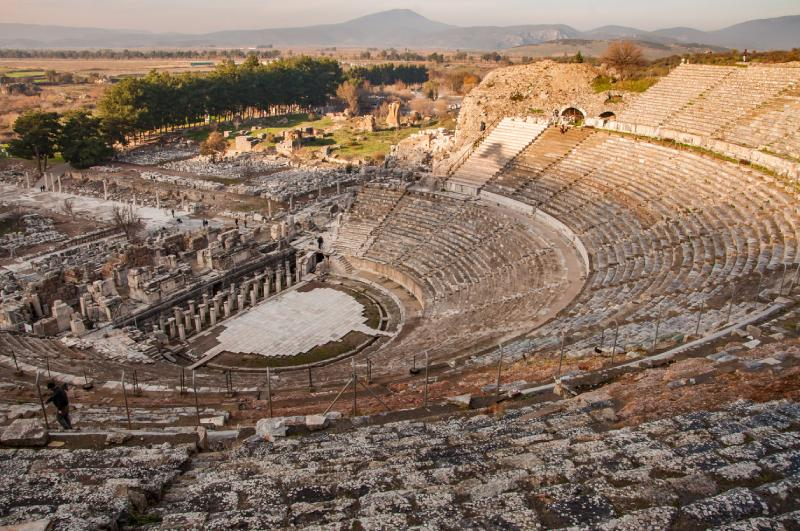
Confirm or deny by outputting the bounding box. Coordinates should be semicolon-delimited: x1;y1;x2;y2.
138;399;800;529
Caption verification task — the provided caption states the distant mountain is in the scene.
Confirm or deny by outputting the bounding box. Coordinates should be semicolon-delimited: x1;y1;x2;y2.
0;10;799;51
673;15;800;50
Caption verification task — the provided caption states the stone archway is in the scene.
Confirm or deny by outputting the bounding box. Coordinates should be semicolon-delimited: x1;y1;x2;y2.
559;106;587;123
599;111;616;120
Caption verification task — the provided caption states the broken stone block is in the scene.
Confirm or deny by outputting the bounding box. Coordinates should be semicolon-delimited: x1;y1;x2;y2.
574;390;613;409
255;418;288;440
196;426;209;451
105;432;130;445
305;414;330;431
707;351;738;363
201;415;226;428
743;339;762;349
745;325;762;338
446;394;474;409
1;418;48;447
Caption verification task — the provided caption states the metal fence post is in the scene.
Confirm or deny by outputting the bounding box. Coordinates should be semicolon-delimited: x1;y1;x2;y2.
34;371;49;430
651;306;662;354
121;371;133;430
610;320;619;366
423;351;429;408
556;331;566;379
755;272;764;302
352;357;357;417
727;282;736;324
695;298;705;337
192;371;200;427
778;263;788;296
266;366;273;418
495;344;504;398
12;351;21;375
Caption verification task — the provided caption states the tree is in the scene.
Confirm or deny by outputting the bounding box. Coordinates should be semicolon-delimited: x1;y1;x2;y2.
200;131;228;162
574;51;584;63
336;80;362;115
111;205;144;242
59;111;114;169
423;80;439;100
8;111;61;175
602;41;645;80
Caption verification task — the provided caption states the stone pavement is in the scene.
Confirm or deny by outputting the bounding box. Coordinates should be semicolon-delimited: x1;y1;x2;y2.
200;287;382;359
0;184;205;233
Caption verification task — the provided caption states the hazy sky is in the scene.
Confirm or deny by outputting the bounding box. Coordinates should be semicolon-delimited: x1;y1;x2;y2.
3;0;798;32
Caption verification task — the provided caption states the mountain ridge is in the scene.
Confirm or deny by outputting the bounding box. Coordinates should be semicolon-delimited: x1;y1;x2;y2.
1;10;798;51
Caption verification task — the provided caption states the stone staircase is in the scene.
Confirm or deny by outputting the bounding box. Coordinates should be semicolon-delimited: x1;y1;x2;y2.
446;118;548;196
138;398;800;529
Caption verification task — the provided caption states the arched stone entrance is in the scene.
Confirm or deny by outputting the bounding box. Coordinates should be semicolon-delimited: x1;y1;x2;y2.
599;111;616;120
559;106;587;123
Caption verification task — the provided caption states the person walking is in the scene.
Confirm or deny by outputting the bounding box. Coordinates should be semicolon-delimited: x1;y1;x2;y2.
45;381;73;430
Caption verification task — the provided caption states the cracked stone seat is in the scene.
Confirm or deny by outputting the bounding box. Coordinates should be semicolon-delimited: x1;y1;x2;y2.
138;398;800;529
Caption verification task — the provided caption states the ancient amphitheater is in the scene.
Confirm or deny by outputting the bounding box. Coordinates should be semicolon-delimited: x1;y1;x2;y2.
2;62;800;529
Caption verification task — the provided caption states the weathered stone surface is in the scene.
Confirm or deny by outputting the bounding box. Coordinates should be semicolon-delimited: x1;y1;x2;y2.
0;518;52;531
305;415;330;431
255;418;288;440
445;394;474;409
105;432;130;445
1;419;48;447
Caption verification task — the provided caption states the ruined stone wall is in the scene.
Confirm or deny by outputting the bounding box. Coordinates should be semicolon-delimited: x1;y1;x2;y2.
454;61;624;149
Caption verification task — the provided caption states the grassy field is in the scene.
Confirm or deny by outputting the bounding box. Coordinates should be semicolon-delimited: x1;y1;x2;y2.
186;112;442;162
0;58;216;76
330;124;429;160
3;70;46;78
592;75;658;93
251;114;334;138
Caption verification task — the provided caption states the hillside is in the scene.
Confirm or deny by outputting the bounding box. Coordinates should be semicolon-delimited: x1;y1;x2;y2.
0;10;798;50
503;39;728;60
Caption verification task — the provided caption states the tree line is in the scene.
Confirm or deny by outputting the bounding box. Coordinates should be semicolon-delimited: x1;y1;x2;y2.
7;55;344;171
346;63;428;86
8;111;114;172
98;55;342;143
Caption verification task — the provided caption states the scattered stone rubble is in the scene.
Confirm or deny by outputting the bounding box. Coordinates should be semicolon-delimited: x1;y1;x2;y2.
140;171;225;191
255;167;376;202
161;154;287;179
0;213;65;251
117;141;198;165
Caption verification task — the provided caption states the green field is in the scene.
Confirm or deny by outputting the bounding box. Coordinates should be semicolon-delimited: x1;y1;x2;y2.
592;75;658;93
3;70;46;79
329;122;435;160
250;114;334;138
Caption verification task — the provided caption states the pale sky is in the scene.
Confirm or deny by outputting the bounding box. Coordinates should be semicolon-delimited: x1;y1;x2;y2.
2;0;798;33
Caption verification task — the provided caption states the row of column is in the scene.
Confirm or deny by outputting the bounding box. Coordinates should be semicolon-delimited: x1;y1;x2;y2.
35;172;63;193
153;259;299;341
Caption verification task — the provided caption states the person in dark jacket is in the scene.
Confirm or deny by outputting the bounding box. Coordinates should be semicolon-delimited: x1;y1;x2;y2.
46;382;73;430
